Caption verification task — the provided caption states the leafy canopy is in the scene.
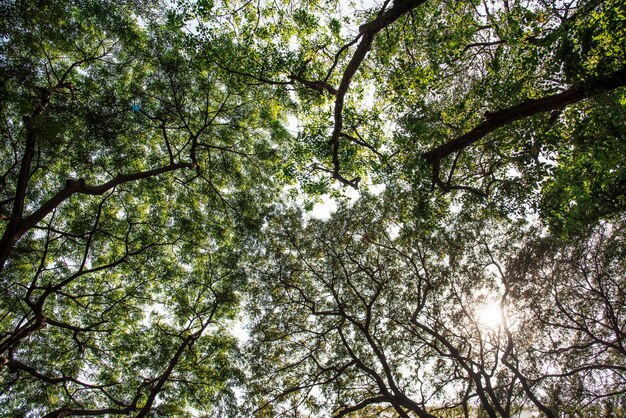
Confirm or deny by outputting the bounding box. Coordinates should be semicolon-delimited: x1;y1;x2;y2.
0;0;624;416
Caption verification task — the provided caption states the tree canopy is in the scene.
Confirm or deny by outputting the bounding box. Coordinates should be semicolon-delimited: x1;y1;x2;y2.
0;0;624;416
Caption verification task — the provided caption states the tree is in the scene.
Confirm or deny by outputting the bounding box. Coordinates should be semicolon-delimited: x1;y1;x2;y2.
507;220;626;415
233;0;625;412
190;0;624;207
0;1;283;415
246;194;625;417
1;0;624;416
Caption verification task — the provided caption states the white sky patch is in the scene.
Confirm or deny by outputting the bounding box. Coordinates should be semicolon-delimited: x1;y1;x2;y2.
288;35;299;52
232;318;250;345
288;89;298;104
338;0;382;36
141;301;170;327
306;179;378;220
368;183;386;194
359;82;376;111
449;200;463;214
475;301;503;330
286;114;299;134
483;263;503;280
387;224;400;240
309;194;338;220
538;152;557;165
344;185;361;200
506;166;522;178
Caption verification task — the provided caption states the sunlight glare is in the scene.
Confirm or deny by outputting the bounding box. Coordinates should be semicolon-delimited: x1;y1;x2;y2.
476;302;503;329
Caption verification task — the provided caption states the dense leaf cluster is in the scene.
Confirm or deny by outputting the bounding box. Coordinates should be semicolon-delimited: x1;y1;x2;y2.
0;0;624;416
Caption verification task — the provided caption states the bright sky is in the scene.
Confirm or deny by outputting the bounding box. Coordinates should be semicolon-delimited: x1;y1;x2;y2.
309;182;386;220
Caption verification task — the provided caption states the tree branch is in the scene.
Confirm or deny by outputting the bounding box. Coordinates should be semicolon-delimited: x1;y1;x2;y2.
326;0;427;188
0;161;193;271
334;396;388;417
422;67;626;165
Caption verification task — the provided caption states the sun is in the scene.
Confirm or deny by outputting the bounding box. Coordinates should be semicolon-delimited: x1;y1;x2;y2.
475;302;503;330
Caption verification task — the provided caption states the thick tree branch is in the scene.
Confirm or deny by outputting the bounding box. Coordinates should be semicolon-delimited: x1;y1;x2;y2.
0;315;47;355
325;0;426;188
421;66;626;195
288;74;338;95
1;50;115;259
430;160;489;198
0;161;193;271
1;357;110;389
0;86;54;271
422;67;626;164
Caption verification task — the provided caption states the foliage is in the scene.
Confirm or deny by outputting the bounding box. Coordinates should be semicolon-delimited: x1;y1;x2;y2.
0;0;281;415
1;0;624;416
247;195;625;417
